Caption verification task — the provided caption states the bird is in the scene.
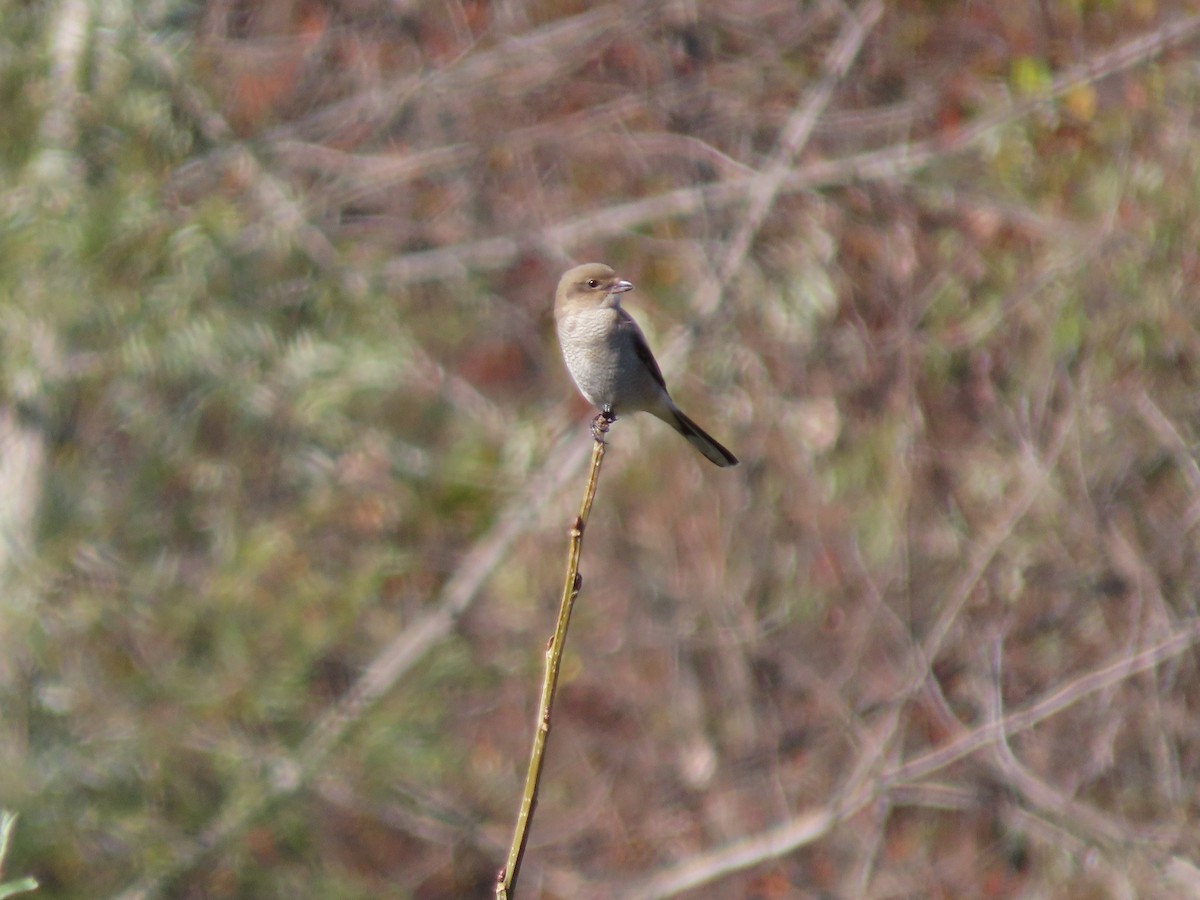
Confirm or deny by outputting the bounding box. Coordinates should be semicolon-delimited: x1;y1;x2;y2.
554;263;738;467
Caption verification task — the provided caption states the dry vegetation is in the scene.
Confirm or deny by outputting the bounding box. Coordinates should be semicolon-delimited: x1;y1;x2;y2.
4;0;1200;897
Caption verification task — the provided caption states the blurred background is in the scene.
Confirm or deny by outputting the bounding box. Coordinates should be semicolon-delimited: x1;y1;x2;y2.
4;0;1200;897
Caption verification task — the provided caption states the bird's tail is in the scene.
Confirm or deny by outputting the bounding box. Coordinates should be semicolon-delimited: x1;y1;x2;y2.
668;406;739;467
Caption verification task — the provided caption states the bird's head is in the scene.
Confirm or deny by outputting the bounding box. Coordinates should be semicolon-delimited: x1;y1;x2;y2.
556;263;634;312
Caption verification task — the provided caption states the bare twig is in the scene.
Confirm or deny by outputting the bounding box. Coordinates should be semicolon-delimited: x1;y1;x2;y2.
787;11;1200;187
697;0;885;316
623;620;1200;899
889;621;1200;788
380;11;1200;286
920;404;1075;666
985;637;1144;849
768;395;1078;900
270;6;628;145
1133;388;1200;531
498;415;611;898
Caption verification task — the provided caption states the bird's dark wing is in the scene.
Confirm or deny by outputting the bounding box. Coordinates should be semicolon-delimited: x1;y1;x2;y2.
617;307;668;391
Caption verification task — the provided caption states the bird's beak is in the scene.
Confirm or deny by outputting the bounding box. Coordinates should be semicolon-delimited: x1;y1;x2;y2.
611;280;634;294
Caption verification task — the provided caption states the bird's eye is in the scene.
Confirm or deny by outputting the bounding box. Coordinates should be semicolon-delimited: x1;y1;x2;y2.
586;279;599;288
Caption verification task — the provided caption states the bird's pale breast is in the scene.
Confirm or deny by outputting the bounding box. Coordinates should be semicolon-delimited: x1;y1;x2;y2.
557;306;623;408
556;306;666;415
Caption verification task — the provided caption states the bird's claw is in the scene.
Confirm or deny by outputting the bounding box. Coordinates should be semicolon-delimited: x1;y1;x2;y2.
591;410;616;442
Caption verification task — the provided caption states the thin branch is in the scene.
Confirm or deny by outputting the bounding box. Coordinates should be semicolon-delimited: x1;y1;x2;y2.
787;10;1200;187
771;395;1079;900
919;404;1075;666
985;637;1144;849
889;621;1200;788
698;0;885;316
1132;388;1200;531
380;11;1200;286
268;6;628;145
497;415;611;898
622;620;1200;900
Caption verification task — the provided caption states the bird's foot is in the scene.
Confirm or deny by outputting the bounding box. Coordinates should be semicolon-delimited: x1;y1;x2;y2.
591;410;616;442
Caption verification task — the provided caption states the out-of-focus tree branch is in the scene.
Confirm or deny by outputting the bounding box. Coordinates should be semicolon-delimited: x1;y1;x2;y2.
622;620;1200;900
377;10;1200;286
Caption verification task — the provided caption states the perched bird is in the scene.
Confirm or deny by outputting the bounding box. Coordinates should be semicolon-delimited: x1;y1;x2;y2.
554;263;738;467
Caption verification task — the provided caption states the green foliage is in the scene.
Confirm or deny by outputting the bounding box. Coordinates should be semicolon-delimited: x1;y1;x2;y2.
1010;56;1054;96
